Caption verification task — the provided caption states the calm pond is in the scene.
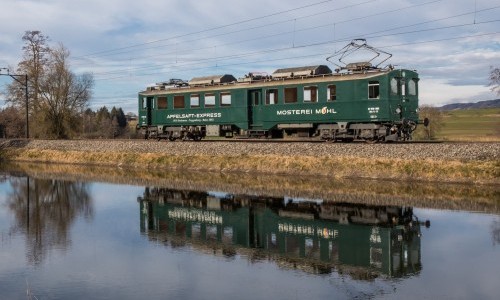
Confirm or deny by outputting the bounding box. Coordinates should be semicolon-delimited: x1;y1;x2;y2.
0;168;499;300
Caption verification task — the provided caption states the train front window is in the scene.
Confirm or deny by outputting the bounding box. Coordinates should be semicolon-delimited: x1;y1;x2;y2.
157;97;168;109
173;95;185;109
284;87;297;103
391;78;398;95
303;86;317;102
205;93;215;107
220;92;231;107
190;94;200;108
266;89;278;105
141;97;147;110
408;79;417;96
327;85;336;101
368;81;380;99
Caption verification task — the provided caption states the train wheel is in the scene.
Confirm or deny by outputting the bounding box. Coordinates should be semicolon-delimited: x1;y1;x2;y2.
365;137;379;144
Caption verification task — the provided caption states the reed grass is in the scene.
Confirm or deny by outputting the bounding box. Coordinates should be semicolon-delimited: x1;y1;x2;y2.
3;161;499;213
2;148;498;184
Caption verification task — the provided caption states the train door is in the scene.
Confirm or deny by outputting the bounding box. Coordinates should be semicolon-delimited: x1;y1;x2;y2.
248;89;263;129
398;72;418;120
146;96;153;126
139;96;154;127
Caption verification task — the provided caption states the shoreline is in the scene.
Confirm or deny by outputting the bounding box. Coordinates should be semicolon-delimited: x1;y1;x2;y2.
2;161;499;214
1;139;499;185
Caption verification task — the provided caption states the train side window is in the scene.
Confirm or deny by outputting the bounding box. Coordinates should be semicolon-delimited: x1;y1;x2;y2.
220;92;231;107
408;79;417;96
327;85;336;101
284;87;297;103
390;78;398;95
174;95;185;109
303;86;317;102
368;81;380;99
205;93;215;107
190;94;200;108
157;96;168;109
266;89;278;105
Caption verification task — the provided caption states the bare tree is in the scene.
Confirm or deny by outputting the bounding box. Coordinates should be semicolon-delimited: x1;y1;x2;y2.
0;107;25;138
37;44;94;138
6;31;50;120
413;105;444;140
489;66;500;95
5;31;94;138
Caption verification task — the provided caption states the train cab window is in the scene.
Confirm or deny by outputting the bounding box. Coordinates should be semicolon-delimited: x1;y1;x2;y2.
390;78;398;95
408;79;417;96
141;97;147;110
327;85;337;101
173;95;185;109
205;93;215;107
303;86;317;102
266;89;278;105
157;96;168;109
220;92;231;107
368;81;380;99
190;94;200;108
284;87;298;103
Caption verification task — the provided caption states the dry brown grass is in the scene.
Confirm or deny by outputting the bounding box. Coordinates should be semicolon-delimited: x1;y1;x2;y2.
2;148;498;185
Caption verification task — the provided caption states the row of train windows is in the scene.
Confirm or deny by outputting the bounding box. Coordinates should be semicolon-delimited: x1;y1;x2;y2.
156;92;232;109
146;85;338;110
145;79;417;109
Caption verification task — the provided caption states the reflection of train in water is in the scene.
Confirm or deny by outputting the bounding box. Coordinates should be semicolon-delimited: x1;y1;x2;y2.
138;187;428;278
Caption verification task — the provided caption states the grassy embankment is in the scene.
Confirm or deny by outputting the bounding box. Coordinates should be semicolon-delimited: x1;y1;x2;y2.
437;108;500;142
1;146;498;185
1;108;498;184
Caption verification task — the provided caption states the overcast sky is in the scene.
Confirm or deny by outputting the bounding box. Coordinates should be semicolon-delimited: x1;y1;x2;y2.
1;0;499;113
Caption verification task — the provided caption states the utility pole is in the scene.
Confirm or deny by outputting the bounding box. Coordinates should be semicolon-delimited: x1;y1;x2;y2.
0;68;29;138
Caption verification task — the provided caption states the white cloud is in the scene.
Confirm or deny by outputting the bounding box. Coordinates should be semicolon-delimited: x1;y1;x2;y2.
0;0;499;113
420;78;496;106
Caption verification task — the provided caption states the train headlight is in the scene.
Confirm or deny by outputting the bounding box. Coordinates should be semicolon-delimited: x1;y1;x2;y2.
395;107;402;114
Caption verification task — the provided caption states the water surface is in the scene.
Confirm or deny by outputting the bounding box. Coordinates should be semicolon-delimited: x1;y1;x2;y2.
0;173;498;299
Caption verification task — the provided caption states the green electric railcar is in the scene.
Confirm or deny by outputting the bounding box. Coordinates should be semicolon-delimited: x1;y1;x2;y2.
138;187;424;277
138;64;420;142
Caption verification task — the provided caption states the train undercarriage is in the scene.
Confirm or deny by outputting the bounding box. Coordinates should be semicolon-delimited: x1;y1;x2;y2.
139;120;417;143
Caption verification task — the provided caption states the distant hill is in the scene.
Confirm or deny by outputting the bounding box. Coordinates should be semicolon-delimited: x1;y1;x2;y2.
439;99;500;111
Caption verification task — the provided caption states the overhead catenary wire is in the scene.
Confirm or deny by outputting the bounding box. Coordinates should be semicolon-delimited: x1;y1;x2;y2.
74;0;337;59
87;0;459;76
86;2;500;79
92;18;500;80
71;0;500;104
77;0;444;68
94;30;500;85
72;0;382;64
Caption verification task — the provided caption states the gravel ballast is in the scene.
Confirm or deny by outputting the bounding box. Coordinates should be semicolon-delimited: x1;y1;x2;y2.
1;139;498;161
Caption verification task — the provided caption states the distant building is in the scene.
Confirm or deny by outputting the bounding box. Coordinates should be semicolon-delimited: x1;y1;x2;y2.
125;112;138;122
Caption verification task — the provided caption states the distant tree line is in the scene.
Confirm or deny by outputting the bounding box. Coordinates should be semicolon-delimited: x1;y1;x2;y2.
0;105;136;139
82;106;136;139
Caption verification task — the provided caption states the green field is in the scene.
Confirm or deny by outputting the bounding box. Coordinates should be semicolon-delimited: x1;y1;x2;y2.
436;108;500;141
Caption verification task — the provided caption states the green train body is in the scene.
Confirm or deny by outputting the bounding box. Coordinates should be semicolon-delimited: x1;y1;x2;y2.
138;65;420;142
138;187;424;277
